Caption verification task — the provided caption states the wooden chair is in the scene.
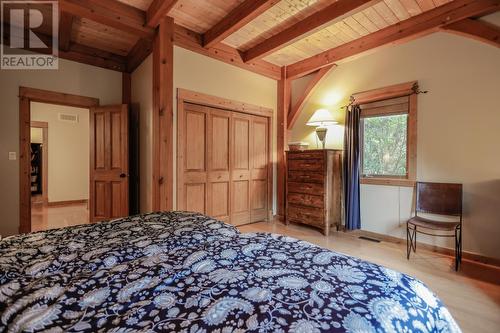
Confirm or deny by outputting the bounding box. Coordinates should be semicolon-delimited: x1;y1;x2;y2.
407;182;463;271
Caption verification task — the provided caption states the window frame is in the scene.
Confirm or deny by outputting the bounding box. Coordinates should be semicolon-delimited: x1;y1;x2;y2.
353;81;417;187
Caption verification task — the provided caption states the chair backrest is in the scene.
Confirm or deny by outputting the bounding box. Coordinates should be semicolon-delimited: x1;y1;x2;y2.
416;182;462;216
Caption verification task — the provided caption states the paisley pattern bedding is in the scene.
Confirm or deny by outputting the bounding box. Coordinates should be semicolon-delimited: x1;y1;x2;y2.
0;211;461;332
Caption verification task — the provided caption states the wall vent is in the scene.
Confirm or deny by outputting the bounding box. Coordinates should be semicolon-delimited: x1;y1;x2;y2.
58;113;79;123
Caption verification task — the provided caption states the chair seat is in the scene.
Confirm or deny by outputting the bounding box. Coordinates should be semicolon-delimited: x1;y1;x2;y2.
407;216;460;231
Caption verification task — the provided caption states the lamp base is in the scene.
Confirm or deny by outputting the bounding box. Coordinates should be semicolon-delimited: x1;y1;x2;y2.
315;127;328;149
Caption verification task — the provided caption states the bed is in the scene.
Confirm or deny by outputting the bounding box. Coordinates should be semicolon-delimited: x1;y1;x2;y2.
0;212;461;332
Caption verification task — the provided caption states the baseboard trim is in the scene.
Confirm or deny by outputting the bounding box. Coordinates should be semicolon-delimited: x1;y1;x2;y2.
351;229;500;268
47;199;88;207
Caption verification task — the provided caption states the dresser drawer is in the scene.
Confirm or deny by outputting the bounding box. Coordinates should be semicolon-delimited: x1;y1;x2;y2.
288;171;324;183
287;151;324;160
288;182;324;195
287;205;324;226
288;193;324;208
288;159;324;172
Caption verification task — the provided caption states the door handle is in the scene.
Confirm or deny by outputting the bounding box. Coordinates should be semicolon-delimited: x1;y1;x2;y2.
120;173;128;178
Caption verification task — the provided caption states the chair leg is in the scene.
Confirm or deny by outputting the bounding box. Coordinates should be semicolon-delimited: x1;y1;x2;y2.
455;227;462;271
413;227;417;252
406;224;410;260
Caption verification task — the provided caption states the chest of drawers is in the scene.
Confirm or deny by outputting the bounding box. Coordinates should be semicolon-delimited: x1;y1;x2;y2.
286;149;342;235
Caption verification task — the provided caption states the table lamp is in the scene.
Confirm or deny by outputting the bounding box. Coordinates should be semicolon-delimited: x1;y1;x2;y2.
306;108;338;149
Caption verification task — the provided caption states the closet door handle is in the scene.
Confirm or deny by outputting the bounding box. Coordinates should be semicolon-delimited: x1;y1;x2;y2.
120;173;128;178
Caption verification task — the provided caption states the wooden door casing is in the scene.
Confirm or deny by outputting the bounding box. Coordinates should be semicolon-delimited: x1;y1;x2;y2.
90;105;129;222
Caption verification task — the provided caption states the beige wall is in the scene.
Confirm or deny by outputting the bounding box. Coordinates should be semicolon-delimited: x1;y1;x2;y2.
31;102;89;203
131;46;278;213
0;57;122;236
290;32;500;259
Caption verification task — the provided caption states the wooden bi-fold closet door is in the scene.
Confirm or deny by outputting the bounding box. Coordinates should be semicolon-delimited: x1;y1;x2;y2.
178;102;270;226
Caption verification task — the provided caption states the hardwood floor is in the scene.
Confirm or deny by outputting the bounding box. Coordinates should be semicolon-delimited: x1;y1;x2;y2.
239;220;500;333
31;202;89;232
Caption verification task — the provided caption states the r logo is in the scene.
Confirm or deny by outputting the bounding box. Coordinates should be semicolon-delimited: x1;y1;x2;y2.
1;1;59;69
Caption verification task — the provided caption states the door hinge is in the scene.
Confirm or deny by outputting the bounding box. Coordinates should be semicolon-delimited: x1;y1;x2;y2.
158;177;164;185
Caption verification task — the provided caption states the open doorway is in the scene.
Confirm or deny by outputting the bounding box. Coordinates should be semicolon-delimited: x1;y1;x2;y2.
19;87;130;234
30;102;90;231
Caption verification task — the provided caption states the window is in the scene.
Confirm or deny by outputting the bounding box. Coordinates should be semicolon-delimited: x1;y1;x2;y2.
354;82;417;186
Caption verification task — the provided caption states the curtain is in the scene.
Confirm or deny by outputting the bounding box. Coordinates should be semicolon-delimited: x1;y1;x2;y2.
343;105;361;230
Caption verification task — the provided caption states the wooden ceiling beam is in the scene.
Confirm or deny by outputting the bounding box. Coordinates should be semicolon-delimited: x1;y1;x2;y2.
203;0;280;48
147;0;179;28
442;18;500;48
58;12;74;51
243;0;381;63
127;38;154;73
286;0;500;79
59;0;154;38
174;24;281;80
287;65;336;130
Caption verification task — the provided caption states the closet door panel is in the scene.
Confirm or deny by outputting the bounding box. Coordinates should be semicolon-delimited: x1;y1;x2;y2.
231;114;251;225
207;110;231;222
179;103;208;214
250;116;269;222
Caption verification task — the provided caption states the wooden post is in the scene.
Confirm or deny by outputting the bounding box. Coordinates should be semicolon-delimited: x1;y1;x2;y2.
276;66;290;220
152;16;174;211
122;72;131;105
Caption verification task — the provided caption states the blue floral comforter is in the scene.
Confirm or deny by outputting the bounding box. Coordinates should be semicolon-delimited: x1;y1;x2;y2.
0;211;461;332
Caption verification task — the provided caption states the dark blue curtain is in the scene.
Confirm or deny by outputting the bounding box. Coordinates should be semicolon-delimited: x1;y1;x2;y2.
343;105;361;230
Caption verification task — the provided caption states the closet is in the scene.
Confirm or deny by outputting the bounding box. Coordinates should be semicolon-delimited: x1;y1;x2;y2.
178;101;271;226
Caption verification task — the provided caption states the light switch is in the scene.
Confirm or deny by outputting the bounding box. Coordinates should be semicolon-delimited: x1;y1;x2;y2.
8;152;17;160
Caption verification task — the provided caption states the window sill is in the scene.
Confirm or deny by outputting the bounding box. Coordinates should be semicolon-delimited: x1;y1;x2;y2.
360;177;415;187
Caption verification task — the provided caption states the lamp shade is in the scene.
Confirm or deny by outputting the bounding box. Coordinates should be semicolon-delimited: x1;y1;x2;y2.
306;109;338;127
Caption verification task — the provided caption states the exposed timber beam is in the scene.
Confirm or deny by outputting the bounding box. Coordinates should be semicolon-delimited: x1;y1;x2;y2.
147;0;180;28
442;18;500;48
286;0;500;79
58;12;74;51
203;0;280;48
59;0;154;38
243;0;381;62
287;65;336;130
127;38;154;73
152;16;174;211
174;24;281;80
276;67;291;219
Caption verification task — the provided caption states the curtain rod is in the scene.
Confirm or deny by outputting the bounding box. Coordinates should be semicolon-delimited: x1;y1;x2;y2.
342;83;428;110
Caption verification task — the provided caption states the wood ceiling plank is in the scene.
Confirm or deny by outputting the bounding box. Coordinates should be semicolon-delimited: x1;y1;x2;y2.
286;0;500;79
203;0;280;48
147;0;180;28
384;0;411;20
243;0;382;62
352;11;380;33
373;2;400;25
174;24;281;80
60;0;154;38
442;18;500;48
415;0;436;12
363;7;391;29
399;0;424;16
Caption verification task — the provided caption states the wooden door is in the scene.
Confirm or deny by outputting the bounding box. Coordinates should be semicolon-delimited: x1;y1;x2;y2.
207;109;231;222
90;105;129;222
231;113;252;225
250;115;269;222
178;103;208;214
